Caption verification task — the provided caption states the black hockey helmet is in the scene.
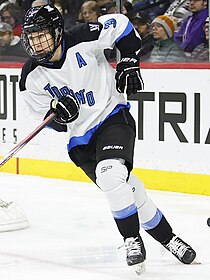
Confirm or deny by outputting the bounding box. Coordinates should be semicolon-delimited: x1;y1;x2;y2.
21;4;64;62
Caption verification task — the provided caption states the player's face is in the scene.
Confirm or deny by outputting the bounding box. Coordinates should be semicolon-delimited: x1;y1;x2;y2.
28;29;54;55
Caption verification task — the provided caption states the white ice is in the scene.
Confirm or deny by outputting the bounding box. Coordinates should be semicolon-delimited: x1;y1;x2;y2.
0;172;210;280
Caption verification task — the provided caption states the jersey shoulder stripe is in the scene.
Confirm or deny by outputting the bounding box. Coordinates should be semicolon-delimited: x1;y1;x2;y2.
115;21;134;43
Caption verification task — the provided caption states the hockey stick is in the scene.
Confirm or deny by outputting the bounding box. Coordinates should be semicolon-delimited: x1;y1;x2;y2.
0;112;56;168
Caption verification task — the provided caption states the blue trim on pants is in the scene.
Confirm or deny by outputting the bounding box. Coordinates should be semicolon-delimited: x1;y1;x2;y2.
67;103;130;152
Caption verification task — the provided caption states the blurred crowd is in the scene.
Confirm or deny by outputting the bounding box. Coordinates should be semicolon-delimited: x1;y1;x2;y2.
0;0;209;63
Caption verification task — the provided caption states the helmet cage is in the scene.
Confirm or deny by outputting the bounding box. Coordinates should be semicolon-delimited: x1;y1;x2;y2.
21;5;64;62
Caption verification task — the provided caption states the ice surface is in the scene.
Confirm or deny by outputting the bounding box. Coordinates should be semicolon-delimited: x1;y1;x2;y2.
0;173;210;280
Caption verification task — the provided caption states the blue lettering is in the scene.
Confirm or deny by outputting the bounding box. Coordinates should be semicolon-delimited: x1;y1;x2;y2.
75;89;86;104
51;86;62;99
44;83;55;97
76;52;87;68
43;84;95;108
86;91;95;106
104;18;116;29
69;89;75;96
69;89;78;100
60;86;70;96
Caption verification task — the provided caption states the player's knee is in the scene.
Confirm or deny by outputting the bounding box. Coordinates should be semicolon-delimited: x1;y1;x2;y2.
128;173;147;207
128;174;158;225
95;159;128;192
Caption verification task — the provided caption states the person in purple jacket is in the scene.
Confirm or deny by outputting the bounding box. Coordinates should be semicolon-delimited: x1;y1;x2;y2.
174;0;208;53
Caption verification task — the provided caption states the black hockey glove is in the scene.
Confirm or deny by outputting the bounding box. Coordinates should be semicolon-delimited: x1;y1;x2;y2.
115;57;144;95
51;94;80;124
44;109;67;132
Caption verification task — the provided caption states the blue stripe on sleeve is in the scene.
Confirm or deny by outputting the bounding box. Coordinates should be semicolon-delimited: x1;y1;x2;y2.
67;103;130;152
115;21;134;43
112;203;137;219
141;209;163;230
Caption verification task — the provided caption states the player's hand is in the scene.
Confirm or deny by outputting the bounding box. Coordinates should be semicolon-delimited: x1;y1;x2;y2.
51;94;80;124
115;57;144;95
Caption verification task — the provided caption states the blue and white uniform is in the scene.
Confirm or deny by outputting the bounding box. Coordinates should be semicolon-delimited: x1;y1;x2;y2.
20;12;171;246
20;14;140;153
19;6;196;267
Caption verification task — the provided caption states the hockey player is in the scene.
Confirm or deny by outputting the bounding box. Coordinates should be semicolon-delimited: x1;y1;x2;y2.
0;199;29;232
19;4;196;272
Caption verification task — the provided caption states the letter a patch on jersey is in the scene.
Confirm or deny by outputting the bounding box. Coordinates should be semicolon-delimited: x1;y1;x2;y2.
76;52;87;68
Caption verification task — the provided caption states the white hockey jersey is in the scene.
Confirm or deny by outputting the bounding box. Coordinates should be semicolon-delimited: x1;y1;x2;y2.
19;13;141;153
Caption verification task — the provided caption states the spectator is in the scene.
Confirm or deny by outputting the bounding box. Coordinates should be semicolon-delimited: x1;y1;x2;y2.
190;16;209;62
133;0;174;20
174;0;208;53
0;3;24;37
0;22;28;61
79;0;101;23
129;11;155;61
147;15;187;62
164;0;192;30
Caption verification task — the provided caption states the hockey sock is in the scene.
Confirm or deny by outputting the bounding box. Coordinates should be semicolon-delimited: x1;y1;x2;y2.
115;212;140;239
145;215;174;244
